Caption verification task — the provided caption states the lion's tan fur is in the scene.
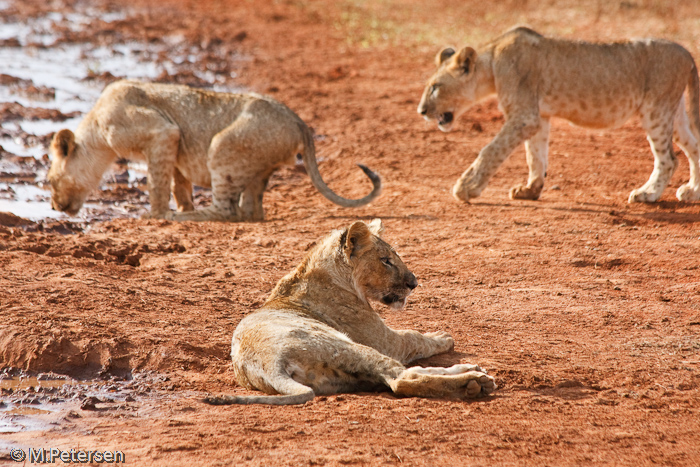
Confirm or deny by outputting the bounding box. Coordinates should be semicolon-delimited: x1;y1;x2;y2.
47;80;381;221
204;220;495;405
418;27;700;203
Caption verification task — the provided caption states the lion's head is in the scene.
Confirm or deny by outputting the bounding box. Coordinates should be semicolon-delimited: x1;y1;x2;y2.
342;219;418;310
417;46;481;132
46;129;98;216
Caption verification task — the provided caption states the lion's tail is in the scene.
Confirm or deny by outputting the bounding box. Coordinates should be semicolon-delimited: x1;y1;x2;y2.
297;122;382;208
203;371;316;406
686;57;700;145
203;391;314;406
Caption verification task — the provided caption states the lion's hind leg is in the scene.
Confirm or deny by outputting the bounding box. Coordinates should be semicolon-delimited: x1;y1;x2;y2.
281;340;407;395
206;326;407;405
166;153;251;222
673;96;700;201
239;169;275;221
388;364;496;399
629;103;678;203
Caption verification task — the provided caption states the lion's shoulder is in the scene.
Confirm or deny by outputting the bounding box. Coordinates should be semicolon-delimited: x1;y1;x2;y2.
492;26;542;45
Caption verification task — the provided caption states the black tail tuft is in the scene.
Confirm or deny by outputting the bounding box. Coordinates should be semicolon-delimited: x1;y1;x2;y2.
357;164;382;186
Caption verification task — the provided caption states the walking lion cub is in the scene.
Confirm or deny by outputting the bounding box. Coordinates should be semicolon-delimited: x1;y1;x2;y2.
205;219;495;405
418;27;700;203
47;80;380;221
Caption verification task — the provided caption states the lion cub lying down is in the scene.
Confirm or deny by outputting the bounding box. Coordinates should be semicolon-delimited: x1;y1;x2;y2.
205;219;495;405
418;27;700;203
47;80;380;222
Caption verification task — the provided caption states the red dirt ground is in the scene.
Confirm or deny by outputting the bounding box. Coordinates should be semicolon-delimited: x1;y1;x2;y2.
2;0;700;465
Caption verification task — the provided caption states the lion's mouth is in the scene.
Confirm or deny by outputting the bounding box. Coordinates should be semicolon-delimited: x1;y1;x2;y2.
52;200;68;212
52;199;82;216
438;112;454;125
437;112;454;132
381;293;400;305
381;293;408;310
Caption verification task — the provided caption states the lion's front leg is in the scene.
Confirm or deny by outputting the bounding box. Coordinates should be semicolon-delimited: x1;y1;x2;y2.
453;113;542;203
389;329;454;365
113;109;180;219
172;168;194;212
144;162;175;219
510;117;550;200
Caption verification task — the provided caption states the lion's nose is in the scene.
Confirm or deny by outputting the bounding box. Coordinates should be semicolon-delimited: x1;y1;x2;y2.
418;107;427;115
406;274;418;290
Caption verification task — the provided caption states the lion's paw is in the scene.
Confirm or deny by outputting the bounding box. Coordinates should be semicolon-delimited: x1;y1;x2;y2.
509;184;542;200
432;364;496;398
425;331;454;352
465;371;497;398
452;166;488;203
451;182;483;204
393;365;497;399
451;184;470;203
628;188;661;203
676;183;700;202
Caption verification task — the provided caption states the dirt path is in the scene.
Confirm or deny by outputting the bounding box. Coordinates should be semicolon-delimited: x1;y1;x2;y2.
1;0;699;465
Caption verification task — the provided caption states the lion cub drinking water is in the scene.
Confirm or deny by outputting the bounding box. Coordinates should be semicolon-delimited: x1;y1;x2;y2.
418;27;700;204
47;80;380;221
205;219;495;405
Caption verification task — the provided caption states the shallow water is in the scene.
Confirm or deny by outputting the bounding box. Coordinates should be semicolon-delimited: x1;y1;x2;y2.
0;376;77;434
0;376;73;391
0;370;178;443
0;182;105;221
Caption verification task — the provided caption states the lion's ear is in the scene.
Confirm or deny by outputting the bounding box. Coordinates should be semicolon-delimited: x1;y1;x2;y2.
436;47;456;66
51;129;76;159
367;218;384;237
344;221;372;259
454;46;476;74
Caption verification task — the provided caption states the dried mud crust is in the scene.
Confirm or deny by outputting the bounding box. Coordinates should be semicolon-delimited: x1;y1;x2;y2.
1;0;700;466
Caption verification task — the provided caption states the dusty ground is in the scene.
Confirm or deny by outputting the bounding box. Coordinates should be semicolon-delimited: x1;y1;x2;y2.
2;0;700;465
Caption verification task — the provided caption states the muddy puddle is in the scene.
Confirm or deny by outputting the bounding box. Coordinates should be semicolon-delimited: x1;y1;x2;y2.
0;375;73;391
0;369;176;444
0;2;236;226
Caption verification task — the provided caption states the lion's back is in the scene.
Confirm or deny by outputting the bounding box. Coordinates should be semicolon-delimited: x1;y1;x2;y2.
489;30;696;128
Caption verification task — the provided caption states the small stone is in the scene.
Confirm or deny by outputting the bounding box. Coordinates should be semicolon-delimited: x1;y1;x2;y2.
80;396;101;411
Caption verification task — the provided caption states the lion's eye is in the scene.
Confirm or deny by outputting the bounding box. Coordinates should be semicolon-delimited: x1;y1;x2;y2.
430;84;439;96
381;257;393;267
